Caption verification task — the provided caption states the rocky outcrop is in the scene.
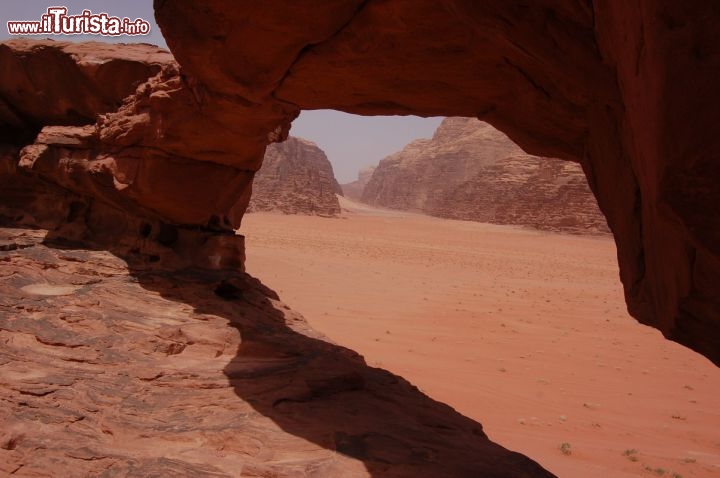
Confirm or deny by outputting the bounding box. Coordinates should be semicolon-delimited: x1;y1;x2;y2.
0;225;552;477
0;39;256;269
342;165;376;201
0;40;170;144
248;136;341;216
152;1;720;364
362;118;609;235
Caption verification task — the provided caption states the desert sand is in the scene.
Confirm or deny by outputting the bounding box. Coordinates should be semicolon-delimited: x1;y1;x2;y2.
241;197;720;478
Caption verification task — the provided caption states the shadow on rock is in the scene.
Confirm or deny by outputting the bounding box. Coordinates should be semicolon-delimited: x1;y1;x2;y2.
1;224;554;477
123;253;555;477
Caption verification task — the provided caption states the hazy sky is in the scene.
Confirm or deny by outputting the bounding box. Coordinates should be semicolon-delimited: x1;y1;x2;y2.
1;1;443;183
291;112;442;183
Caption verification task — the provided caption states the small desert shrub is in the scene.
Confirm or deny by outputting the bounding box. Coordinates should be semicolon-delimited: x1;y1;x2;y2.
559;442;572;456
623;449;639;462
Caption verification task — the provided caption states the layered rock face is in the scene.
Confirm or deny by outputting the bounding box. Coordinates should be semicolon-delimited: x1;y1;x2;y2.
0;40;169;144
0;39;263;269
248;136;341;216
342;165;376;201
152;1;720;364
362;118;609;235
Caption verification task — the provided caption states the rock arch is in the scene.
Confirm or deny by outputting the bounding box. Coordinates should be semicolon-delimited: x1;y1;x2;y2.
1;1;717;365
153;0;720;364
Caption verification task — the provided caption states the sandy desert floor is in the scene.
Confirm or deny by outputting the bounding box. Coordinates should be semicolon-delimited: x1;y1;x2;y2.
240;198;720;478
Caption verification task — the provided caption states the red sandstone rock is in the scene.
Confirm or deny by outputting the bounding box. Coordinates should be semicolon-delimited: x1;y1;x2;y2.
0;40;249;269
152;1;720;364
248;136;341;216
0;39;171;144
362;118;609;235
0;225;553;477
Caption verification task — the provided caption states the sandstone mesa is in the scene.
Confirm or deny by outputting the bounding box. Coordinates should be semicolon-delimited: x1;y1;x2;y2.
248;136;342;217
361;117;609;235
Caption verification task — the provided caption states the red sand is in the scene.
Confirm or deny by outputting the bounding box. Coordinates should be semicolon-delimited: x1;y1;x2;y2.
240;202;720;477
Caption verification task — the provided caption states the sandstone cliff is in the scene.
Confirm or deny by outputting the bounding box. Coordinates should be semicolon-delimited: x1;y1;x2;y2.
248;136;341;216
0;40;170;144
341;165;376;201
0;39;251;269
362;118;609;235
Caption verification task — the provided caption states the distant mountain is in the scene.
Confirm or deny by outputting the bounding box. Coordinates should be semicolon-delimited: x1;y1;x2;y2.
248;137;341;216
341;165;376;201
361;117;609;235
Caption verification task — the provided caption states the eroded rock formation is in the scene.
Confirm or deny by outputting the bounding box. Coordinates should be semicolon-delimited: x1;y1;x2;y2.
150;1;720;364
342;165;376;201
362;118;609;235
0;40;170;144
0;39;252;269
248;136;341;216
0;2;716;365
